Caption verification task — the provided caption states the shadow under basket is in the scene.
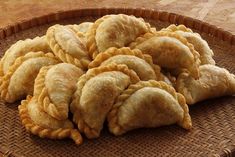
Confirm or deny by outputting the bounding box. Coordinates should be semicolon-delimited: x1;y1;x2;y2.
0;8;235;157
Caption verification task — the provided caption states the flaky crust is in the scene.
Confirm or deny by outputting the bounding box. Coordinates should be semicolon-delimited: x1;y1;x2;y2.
66;24;82;33
34;63;84;120
107;80;192;135
67;22;93;35
129;31;201;79
176;64;235;105
71;64;140;139
0;52;59;103
0;36;51;76
46;24;91;69
89;47;162;80
18;95;82;145
161;24;193;33
76;22;93;34
86;14;151;59
162;24;215;65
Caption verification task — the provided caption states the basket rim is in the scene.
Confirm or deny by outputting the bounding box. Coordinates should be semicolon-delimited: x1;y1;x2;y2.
0;7;234;45
0;7;234;157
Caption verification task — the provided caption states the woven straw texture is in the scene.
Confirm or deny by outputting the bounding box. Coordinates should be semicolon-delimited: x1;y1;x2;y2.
0;8;234;157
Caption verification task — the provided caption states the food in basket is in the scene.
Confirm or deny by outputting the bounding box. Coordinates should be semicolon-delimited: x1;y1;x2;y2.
176;64;235;105
67;22;94;44
19;95;82;145
33;63;84;120
107;80;192;135
161;24;215;65
89;47;162;81
46;24;91;69
0;14;234;145
0;36;51;77
86;14;153;59
71;64;140;139
129;31;201;79
0;52;59;103
70;22;93;34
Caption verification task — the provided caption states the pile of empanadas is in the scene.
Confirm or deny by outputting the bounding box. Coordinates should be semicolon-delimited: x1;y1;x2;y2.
1;14;234;145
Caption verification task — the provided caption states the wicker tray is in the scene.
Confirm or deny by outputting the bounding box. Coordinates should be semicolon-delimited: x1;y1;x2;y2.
0;8;234;157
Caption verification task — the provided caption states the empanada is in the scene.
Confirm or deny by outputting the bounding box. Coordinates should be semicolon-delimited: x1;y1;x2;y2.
67;23;93;43
86;14;152;59
18;95;82;145
46;24;91;69
76;22;93;34
89;47;162;80
66;24;81;33
176;64;235;105
0;36;51;76
34;63;84;120
161;72;177;87
107;80;192;135
67;22;93;34
162;24;215;65
129;31;201;79
71;64;140;138
0;52;59;103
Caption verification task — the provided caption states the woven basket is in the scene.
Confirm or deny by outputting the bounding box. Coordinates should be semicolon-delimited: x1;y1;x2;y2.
0;8;234;157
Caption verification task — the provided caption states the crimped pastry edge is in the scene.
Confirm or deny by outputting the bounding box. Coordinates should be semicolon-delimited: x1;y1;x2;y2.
89;47;162;80
0;52;58;103
18;95;83;145
46;24;90;70
70;63;140;139
107;80;192;135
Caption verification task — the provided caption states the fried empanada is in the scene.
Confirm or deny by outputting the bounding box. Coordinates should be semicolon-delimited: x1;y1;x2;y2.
67;22;93;34
162;24;215;65
34;63;84;120
67;22;93;40
18;95;82;145
77;22;93;34
107;80;192;135
87;14;152;59
0;36;51;76
89;47;162;80
161;72;177;87
129;31;201;79
71;64;140;138
46;24;91;69
66;24;81;33
176;64;235;105
0;52;59;103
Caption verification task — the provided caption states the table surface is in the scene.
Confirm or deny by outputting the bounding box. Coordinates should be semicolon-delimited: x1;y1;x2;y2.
0;0;235;34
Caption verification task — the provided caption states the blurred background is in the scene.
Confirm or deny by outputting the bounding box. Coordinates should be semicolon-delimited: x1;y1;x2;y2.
0;0;235;33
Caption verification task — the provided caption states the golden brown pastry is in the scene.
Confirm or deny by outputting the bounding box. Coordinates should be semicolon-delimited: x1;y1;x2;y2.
161;72;177;87
46;24;91;69
0;52;59;103
18;95;82;145
67;22;93;43
162;24;215;65
0;36;51;76
34;63;84;120
77;22;93;34
86;14;152;59
89;47;162;80
66;24;81;33
176;64;235;105
68;22;93;36
129;31;201;79
67;22;93;34
71;64;140;139
107;80;192;135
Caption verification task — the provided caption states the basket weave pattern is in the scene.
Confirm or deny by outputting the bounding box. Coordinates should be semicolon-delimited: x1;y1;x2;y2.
0;8;234;157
